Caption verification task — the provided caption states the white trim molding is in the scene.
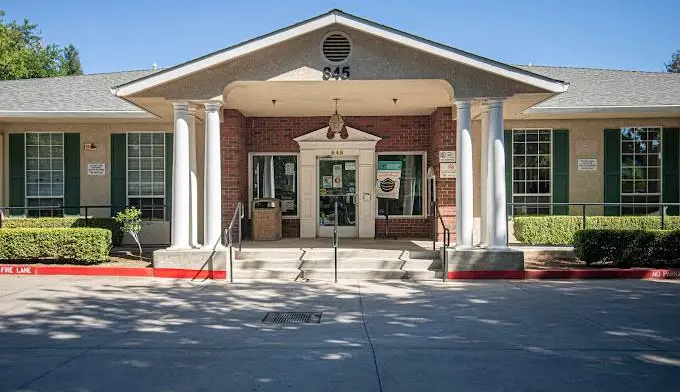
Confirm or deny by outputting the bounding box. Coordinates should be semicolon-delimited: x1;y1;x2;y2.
0;111;155;119
112;10;568;97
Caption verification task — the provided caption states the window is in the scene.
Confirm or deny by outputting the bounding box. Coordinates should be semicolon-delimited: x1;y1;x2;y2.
251;155;298;216
512;129;551;215
377;154;424;216
127;132;166;220
621;127;662;215
25;132;64;217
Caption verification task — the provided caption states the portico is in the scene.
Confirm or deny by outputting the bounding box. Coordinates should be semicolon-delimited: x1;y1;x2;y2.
109;9;568;273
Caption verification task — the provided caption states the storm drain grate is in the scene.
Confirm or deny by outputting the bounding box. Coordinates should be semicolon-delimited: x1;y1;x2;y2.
262;312;322;324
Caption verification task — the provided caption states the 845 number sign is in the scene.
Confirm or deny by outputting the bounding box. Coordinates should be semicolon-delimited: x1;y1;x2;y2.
323;66;350;80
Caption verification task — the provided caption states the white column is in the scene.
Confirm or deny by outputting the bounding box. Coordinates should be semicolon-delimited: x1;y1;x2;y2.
487;98;508;248
479;109;489;246
455;100;473;248
188;107;199;248
170;102;191;249
203;101;223;250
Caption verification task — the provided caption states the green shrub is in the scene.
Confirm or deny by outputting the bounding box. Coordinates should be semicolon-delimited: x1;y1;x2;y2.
513;216;680;245
574;229;680;267
0;228;111;263
1;217;123;246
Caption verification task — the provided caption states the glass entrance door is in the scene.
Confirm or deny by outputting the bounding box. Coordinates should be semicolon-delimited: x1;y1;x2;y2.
318;158;358;237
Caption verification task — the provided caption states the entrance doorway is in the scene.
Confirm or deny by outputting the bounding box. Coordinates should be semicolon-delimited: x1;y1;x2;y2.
318;158;358;237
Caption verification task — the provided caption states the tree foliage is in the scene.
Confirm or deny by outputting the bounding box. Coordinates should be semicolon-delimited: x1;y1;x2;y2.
0;9;83;80
114;207;143;257
666;50;680;73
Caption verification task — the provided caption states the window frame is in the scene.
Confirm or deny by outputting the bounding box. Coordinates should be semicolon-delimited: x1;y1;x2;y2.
125;131;167;221
510;128;553;215
248;152;301;219
375;151;428;219
619;126;663;215
24;132;65;217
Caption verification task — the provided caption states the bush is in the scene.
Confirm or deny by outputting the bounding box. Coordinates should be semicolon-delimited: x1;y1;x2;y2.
0;228;111;263
1;217;123;246
513;216;680;245
574;229;680;267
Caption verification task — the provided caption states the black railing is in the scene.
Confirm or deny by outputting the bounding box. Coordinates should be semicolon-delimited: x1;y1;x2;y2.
429;201;451;282
224;201;244;283
333;200;339;283
506;202;680;245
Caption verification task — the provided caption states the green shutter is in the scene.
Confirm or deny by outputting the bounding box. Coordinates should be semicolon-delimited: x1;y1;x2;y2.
63;133;80;215
552;130;569;215
504;130;512;217
165;133;173;220
662;128;680;216
604;129;621;216
110;134;127;216
8;134;25;216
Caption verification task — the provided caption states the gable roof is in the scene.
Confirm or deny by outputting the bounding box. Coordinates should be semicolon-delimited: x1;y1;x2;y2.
0;70;159;118
113;9;568;96
519;65;680;114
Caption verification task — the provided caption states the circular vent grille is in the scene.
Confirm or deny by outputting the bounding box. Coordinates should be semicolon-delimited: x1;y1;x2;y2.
322;32;352;63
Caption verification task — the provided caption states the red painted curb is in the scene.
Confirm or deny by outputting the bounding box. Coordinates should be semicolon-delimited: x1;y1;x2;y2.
1;264;678;280
0;264;226;280
524;268;680;280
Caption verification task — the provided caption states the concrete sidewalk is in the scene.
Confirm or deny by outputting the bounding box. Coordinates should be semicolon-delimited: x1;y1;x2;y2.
0;277;678;391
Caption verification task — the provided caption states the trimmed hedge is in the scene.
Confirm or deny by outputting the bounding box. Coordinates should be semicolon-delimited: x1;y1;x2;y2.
513;216;680;245
574;229;680;267
0;228;111;263
1;217;123;246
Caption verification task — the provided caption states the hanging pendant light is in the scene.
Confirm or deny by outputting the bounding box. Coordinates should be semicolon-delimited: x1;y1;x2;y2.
327;98;348;139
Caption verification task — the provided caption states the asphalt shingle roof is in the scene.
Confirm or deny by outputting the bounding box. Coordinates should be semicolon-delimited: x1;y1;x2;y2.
0;66;679;115
518;65;680;109
0;70;158;113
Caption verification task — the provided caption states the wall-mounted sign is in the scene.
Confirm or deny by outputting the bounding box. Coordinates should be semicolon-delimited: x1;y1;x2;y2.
376;161;402;199
577;159;598;171
344;162;356;171
439;150;456;163
440;162;456;178
87;163;106;176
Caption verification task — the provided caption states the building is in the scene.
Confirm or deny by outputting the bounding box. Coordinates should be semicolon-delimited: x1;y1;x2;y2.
1;10;679;269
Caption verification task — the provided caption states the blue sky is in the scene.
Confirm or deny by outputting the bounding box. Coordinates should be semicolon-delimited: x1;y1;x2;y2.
2;0;678;74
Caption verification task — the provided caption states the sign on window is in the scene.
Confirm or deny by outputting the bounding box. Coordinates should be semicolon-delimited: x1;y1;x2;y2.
376;161;402;199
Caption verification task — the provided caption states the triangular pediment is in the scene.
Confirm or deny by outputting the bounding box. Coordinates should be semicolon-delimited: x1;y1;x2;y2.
113;10;567;98
294;126;381;143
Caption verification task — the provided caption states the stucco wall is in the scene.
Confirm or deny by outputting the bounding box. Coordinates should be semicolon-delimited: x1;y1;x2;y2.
471;116;680;217
0;121;181;245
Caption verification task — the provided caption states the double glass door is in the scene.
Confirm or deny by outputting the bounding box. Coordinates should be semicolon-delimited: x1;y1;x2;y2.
318;158;358;237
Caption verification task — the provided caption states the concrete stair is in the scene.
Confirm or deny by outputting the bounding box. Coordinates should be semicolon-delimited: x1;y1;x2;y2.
231;247;442;281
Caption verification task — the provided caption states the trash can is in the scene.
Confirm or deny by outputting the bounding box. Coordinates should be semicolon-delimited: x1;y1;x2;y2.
251;198;282;241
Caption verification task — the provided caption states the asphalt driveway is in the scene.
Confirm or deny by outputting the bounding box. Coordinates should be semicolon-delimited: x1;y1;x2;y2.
0;277;678;391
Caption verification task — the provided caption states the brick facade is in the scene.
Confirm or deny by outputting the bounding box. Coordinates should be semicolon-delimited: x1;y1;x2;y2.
429;107;457;242
223;109;455;239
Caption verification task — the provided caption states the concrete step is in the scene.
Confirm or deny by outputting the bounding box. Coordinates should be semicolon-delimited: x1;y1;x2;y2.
229;268;303;280
301;269;441;281
235;248;430;261
234;258;441;271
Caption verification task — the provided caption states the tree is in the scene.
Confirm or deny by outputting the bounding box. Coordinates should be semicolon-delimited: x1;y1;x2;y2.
114;207;143;258
59;44;83;76
0;10;83;80
666;50;680;73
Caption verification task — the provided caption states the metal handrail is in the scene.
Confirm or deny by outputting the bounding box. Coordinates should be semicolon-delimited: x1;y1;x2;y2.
430;201;451;282
333;200;339;283
223;201;244;283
